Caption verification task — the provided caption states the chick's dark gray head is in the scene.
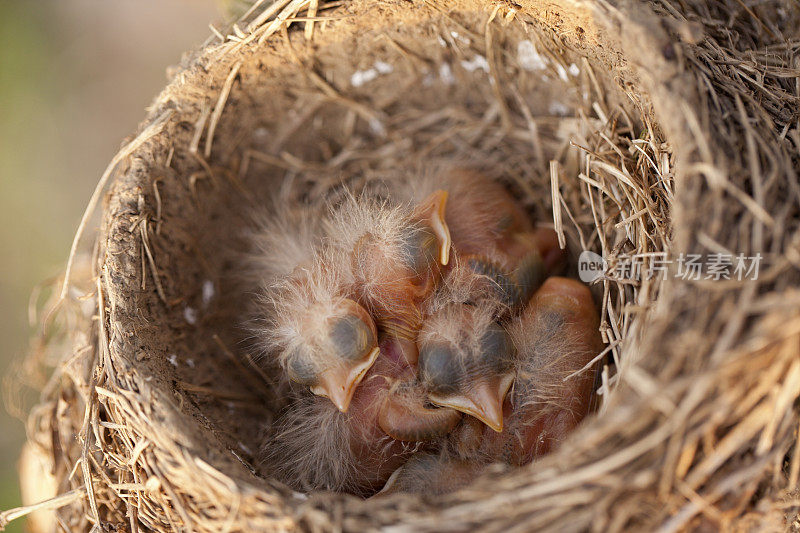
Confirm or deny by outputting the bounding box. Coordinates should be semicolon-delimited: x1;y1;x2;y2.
284;298;379;413
418;307;516;432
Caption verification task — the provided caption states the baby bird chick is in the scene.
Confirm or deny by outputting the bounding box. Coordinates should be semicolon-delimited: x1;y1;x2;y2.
480;276;603;464
379;277;602;495
262;339;459;496
254;187;449;413
252;206;380;413
415;266;517;432
324;190;450;367
392;168;565;309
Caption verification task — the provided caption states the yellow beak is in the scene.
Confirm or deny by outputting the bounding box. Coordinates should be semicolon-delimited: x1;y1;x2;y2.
310;346;380;412
428;373;514;432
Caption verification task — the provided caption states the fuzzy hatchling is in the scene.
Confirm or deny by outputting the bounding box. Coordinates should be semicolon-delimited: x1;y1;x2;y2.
255;192;459;495
262;326;464;495
392;168;565;309
413;264;518;433
250;205;380;413
253;189;450;413
381;277;603;494
392;168;565;430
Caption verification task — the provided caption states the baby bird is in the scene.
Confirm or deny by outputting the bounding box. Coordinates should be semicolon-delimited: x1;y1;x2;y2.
251;205;381;413
379;276;603;495
410;205;563;434
324;190;451;367
253;186;450;413
392;168;565;309
415;266;517;433
261;337;460;496
482;276;603;464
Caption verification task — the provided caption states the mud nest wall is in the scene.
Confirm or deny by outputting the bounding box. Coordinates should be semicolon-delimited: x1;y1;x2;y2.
13;0;800;531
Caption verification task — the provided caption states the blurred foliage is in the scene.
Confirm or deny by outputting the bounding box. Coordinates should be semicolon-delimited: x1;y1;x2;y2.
0;1;219;530
218;0;259;20
0;4;54;532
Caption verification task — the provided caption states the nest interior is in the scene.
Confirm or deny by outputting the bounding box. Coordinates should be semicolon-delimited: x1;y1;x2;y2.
16;0;800;532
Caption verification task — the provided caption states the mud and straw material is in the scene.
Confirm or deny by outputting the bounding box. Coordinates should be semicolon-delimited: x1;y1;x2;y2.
5;0;800;531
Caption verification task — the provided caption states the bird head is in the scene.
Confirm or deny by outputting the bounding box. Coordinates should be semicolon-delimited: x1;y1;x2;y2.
348;189;451;299
418;303;516;432
284;298;380;413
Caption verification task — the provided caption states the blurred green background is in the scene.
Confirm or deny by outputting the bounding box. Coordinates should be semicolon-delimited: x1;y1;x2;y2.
0;1;223;530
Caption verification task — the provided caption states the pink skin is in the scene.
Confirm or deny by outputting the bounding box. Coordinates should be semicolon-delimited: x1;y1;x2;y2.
528;227;566;274
378;336;416;369
471;277;601;465
437;169;534;255
344;336;460;495
340;345;418;495
439;169;566;273
436;171;567;310
474;392;589;466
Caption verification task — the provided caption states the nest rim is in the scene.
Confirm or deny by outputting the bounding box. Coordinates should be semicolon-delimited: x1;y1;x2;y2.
13;0;800;531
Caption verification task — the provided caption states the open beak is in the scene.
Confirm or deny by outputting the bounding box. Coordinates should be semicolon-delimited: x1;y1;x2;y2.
310;346;380;412
429;373;514;432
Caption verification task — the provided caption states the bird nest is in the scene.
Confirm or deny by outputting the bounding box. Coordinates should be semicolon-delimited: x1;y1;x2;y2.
10;0;800;531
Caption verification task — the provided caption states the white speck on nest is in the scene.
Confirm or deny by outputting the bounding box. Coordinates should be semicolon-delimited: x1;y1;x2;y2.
439;63;455;85
450;31;470;45
374;61;393;74
517;40;548;71
351;69;377;87
556;64;570;82
437;35;447;47
184;306;198;325
238;442;254;455
350;60;394;87
201;280;214;307
293;492;309;501
186;358;196;368
549;101;570;116
368;118;386;136
568;63;580;76
461;55;489;73
168;354;178;367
